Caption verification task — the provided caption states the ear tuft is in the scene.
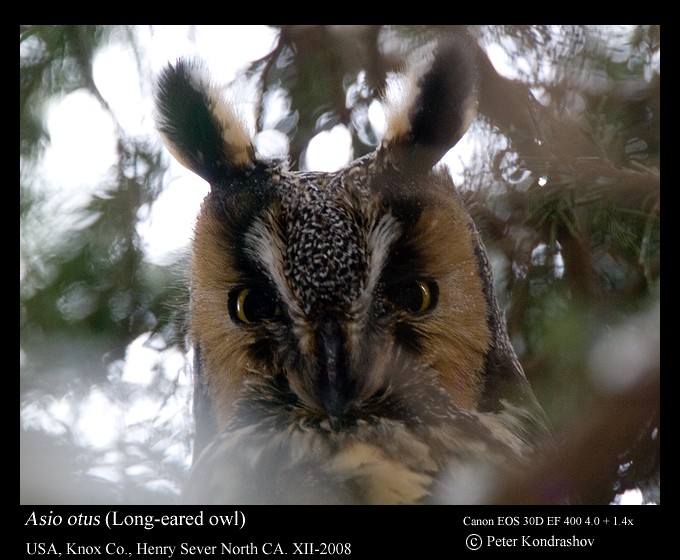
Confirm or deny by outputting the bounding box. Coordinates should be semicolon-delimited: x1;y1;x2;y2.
381;36;478;173
155;58;255;186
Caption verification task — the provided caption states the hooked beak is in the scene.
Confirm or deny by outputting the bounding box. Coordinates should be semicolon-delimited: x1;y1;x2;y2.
317;319;352;431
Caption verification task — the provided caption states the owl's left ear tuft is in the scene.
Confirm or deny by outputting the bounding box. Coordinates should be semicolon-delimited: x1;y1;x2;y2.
381;36;479;174
155;58;256;186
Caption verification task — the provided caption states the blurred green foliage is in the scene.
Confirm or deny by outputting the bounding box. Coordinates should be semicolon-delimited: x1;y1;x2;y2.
20;25;659;504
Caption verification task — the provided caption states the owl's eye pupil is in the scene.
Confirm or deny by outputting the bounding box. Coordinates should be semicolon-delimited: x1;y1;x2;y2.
385;279;438;314
230;287;280;325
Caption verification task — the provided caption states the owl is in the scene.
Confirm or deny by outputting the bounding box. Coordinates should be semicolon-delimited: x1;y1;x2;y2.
155;36;553;504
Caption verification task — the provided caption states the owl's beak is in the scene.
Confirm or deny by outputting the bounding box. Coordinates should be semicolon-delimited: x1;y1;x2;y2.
317;318;352;431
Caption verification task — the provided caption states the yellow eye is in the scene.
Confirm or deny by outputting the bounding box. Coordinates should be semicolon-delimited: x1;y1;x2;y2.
230;286;280;325
414;280;431;313
235;288;252;324
384;279;438;314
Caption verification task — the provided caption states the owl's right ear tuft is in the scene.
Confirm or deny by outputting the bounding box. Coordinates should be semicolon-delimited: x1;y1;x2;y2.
155;58;256;186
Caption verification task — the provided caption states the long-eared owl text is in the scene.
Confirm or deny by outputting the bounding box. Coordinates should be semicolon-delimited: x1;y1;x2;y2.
155;34;553;504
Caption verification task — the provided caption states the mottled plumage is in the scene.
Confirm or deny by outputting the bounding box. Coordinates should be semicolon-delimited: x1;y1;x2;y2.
155;36;552;504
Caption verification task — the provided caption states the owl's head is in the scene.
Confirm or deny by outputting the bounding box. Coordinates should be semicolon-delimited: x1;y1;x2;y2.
156;37;551;502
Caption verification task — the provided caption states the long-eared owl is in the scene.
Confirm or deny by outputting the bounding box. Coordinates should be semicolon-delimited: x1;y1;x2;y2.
155;35;553;504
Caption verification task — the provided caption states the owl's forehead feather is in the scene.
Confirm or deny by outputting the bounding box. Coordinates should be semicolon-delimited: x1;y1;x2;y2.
277;177;369;314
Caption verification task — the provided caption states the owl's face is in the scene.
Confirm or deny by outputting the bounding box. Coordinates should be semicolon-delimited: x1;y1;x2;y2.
191;160;491;432
155;37;552;503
